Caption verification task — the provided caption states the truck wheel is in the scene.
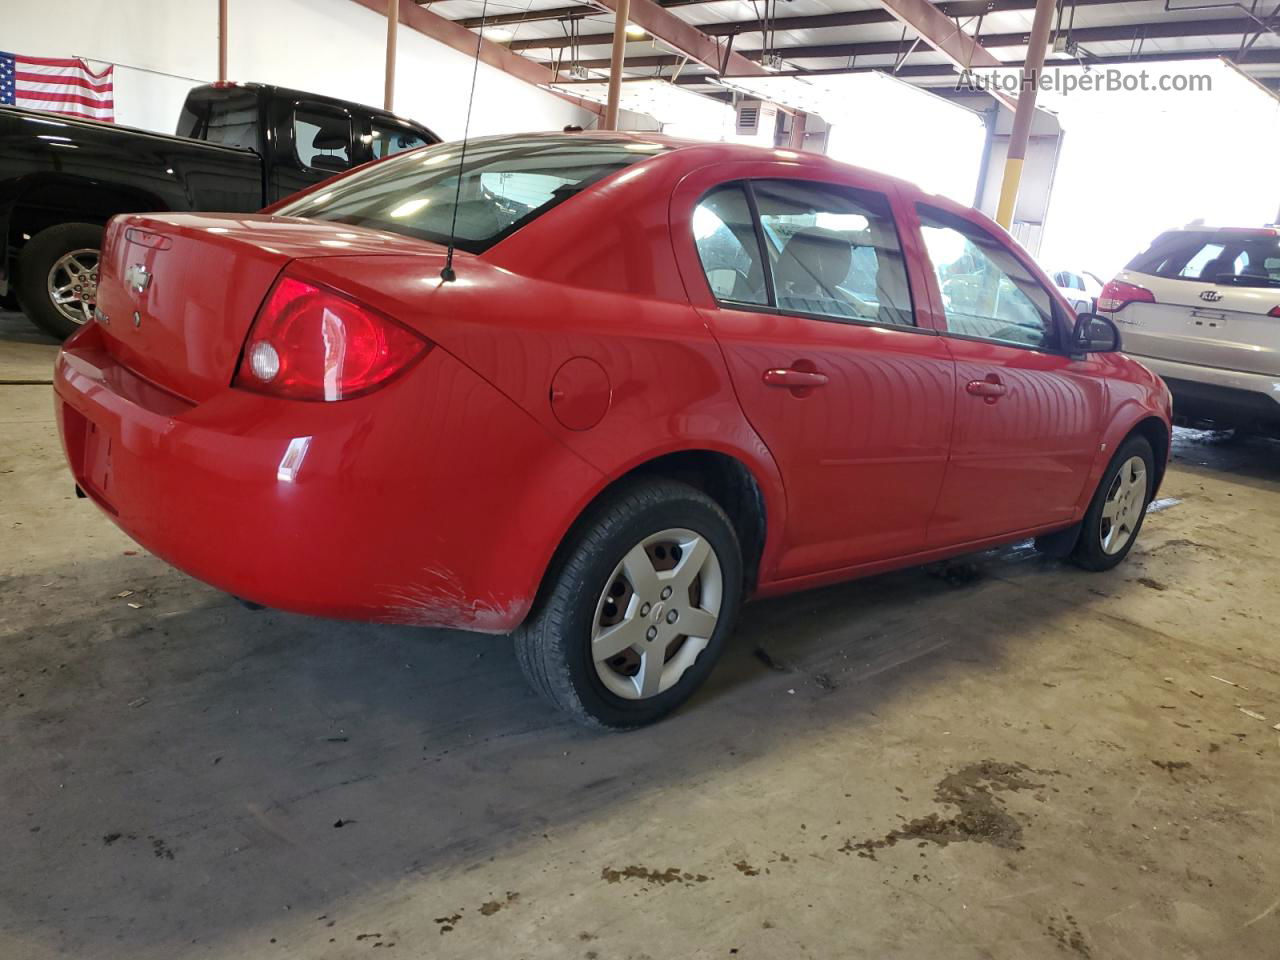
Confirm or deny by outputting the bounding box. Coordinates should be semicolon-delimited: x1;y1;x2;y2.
515;478;743;729
16;223;104;340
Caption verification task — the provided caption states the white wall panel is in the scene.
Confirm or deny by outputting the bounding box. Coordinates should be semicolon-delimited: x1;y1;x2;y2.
4;0;590;137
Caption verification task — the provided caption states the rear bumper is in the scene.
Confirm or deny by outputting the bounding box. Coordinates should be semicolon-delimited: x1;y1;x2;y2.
54;323;602;632
1129;354;1280;429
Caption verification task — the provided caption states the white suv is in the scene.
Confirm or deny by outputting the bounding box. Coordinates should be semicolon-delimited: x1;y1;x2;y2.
1098;225;1280;433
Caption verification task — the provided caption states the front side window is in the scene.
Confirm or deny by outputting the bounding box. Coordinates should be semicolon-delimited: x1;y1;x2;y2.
275;134;668;253
692;184;768;306
918;205;1055;350
294;108;353;172
754;180;914;326
370;123;429;159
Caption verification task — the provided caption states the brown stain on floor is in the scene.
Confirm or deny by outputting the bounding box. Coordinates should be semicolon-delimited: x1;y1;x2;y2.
841;760;1056;859
600;865;710;886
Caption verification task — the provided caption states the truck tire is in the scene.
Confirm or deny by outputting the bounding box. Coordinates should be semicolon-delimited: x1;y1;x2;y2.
16;223;104;340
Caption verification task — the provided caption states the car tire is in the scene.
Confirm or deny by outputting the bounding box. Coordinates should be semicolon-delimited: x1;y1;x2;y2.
1070;434;1155;572
15;222;104;340
515;478;744;730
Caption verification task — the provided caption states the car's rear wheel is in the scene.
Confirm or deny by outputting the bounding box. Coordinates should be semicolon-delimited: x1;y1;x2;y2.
15;223;103;340
1070;435;1155;571
515;478;743;729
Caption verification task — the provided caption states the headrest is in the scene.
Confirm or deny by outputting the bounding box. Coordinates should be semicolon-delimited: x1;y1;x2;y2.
778;226;852;291
312;128;347;150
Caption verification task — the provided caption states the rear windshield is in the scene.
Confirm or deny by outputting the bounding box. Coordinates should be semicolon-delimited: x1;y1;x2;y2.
177;92;260;150
1127;230;1280;288
274;134;670;254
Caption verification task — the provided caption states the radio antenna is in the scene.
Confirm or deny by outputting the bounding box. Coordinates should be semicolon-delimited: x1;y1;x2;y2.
440;0;489;282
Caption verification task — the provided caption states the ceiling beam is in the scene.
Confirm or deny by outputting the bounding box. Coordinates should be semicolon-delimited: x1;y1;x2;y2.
667;46;1280;83
551;16;1262;66
509;0;1127;51
584;0;768;76
347;0;602;113
866;0;1004;73
457;0;723;30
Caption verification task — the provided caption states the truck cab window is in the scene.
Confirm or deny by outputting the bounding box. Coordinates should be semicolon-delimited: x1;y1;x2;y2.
294;109;352;172
370;124;428;159
177;93;258;150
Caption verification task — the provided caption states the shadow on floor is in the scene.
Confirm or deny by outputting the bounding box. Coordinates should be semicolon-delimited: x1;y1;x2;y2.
0;533;1082;958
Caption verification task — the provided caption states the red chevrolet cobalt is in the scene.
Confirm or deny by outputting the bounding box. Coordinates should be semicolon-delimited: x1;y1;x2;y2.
55;133;1171;728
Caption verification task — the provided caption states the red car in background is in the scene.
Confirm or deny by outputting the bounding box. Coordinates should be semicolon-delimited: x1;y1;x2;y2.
54;133;1171;728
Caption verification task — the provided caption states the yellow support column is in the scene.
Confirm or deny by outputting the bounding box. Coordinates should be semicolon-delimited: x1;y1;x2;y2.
994;0;1055;230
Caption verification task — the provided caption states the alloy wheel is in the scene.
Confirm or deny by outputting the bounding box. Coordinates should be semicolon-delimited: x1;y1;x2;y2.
47;248;100;326
591;528;723;700
1099;455;1147;555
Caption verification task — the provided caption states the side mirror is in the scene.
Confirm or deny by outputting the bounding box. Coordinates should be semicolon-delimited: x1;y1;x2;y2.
1071;313;1121;356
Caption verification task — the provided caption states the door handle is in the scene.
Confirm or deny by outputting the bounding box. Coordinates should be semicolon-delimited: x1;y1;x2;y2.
763;368;829;389
965;375;1007;403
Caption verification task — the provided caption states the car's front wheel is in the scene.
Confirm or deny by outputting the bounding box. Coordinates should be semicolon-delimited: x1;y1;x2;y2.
1070;434;1155;571
515;478;743;729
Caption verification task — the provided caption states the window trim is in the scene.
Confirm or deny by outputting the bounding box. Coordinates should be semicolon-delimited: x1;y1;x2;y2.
693;177;922;333
916;202;1066;355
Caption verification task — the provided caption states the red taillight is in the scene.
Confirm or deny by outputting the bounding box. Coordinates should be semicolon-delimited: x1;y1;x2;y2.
1097;279;1156;313
233;275;430;401
1269;306;1280;318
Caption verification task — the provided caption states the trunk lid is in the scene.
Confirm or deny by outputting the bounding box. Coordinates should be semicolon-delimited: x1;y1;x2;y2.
1110;268;1280;377
96;213;439;402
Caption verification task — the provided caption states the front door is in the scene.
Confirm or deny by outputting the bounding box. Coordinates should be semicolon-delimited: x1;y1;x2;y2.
689;176;956;580
913;203;1107;545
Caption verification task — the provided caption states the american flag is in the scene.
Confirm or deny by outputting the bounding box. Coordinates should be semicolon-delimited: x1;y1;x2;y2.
0;52;114;122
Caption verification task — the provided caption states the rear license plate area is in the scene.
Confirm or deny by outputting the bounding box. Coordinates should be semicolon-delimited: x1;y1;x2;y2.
61;403;116;512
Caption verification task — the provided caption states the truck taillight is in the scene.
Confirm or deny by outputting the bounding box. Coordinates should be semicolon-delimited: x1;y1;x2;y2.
1097;280;1155;313
233;275;430;401
1270;306;1280;318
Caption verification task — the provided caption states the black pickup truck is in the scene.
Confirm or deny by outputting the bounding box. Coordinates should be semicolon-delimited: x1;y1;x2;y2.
0;82;440;337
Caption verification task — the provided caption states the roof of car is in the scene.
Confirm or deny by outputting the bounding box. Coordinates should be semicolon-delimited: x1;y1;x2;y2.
517;129;931;197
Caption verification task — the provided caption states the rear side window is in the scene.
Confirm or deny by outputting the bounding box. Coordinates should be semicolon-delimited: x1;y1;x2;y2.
693;185;768;306
692;179;914;327
754;180;913;327
177;93;259;150
275;134;668;254
1128;230;1280;287
294;108;353;172
917;205;1056;350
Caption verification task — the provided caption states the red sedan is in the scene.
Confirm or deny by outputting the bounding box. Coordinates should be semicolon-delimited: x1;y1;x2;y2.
54;133;1171;728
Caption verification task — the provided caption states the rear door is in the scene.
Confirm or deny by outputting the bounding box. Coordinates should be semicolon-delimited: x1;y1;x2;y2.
912;202;1107;545
1105;229;1280;376
675;167;955;580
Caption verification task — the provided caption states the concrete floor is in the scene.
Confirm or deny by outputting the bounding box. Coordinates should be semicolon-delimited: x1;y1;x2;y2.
2;309;1278;960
